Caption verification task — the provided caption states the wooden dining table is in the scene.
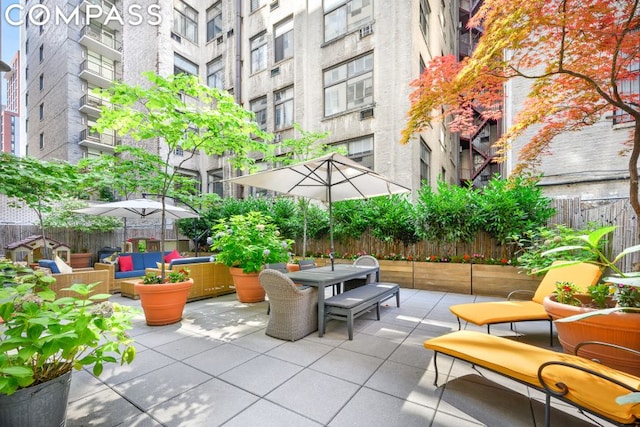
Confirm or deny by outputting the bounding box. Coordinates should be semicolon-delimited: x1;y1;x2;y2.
286;264;380;337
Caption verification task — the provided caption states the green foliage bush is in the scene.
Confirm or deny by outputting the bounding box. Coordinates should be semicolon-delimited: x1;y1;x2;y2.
477;175;555;244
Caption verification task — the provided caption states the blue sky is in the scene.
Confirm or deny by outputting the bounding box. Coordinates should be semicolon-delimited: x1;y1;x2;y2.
2;1;20;65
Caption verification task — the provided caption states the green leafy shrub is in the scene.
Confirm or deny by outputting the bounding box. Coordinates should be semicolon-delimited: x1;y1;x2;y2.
211;211;293;273
476;175;555;244
415;180;481;254
0;259;137;396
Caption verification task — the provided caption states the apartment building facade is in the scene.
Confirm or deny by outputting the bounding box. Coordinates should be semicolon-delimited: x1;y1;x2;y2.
19;0;459;198
1;52;20;154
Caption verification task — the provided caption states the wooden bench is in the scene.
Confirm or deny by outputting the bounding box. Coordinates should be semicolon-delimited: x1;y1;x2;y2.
424;330;640;427
325;282;400;340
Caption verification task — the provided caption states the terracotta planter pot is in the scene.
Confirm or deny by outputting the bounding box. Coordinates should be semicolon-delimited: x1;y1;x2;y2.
229;267;265;303
543;295;640;376
69;252;93;269
134;279;193;326
286;263;300;272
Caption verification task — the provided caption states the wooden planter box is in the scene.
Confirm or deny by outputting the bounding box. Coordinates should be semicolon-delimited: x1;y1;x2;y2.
378;260;413;288
413;263;472;294
471;264;541;297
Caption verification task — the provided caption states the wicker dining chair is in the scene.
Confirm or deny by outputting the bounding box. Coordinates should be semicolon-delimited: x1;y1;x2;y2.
343;255;380;292
259;269;318;341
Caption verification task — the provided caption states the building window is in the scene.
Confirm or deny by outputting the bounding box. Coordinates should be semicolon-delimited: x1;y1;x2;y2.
274;86;294;130
613;59;639;125
419;55;426;76
39;103;44;120
323;0;373;42
419;0;430;39
207;57;224;90
25;39;29;54
324;53;373;117
251;0;268;12
87;50;115;80
25;92;29;107
420;137;431;185
274;18;293;63
174;53;198;76
250;96;268;131
333;136;374;169
39;74;44;90
207;169;224;196
173;1;198;44
250;32;268;73
39;133;44;150
25;67;28;81
206;2;222;42
39;44;44;62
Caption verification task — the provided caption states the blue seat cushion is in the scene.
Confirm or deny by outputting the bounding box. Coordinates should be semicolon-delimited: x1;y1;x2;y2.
115;270;146;279
169;257;214;268
142;252;164;269
38;259;60;274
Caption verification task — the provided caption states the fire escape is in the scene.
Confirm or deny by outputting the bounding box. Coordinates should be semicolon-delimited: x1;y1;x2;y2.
458;0;501;187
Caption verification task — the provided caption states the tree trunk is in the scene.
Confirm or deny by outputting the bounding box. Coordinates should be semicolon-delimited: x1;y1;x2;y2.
630;122;640;238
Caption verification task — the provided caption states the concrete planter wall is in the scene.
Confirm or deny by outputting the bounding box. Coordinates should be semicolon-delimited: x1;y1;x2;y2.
378;260;413;288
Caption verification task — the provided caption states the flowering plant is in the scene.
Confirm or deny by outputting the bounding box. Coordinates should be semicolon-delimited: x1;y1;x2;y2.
142;267;190;284
211;211;293;273
0;258;137;395
553;281;583;306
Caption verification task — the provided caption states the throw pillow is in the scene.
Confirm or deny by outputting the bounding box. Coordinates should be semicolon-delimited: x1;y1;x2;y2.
54;256;73;274
164;249;182;263
102;252;118;264
118;255;134;272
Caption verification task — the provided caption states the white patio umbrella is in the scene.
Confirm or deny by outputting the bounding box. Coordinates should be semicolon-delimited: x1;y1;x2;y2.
72;198;200;220
226;152;411;269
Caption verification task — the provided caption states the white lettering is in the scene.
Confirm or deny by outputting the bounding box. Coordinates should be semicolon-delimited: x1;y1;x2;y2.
103;7;125;27
85;5;103;22
3;4;164;27
127;5;143;26
55;7;80;26
28;4;50;26
5;4;24;26
147;5;162;26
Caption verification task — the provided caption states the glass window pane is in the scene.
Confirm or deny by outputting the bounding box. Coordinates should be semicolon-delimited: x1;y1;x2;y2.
324;6;347;42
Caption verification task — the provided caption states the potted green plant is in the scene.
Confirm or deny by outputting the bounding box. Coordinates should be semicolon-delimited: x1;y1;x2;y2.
539;225;640;376
134;268;193;326
0;258;136;426
211;211;293;303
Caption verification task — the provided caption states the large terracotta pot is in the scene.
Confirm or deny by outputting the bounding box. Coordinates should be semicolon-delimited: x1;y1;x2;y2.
69;252;93;269
543;295;640;376
134;279;193;326
229;267;265;303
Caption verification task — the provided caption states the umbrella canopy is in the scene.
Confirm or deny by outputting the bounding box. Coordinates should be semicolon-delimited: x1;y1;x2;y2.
72;198;200;220
226;152;411;269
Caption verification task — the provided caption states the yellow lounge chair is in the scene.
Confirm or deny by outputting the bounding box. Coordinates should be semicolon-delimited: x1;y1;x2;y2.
424;330;640;427
449;262;602;345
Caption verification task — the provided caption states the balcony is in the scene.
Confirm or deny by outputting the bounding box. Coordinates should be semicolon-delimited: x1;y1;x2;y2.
79;128;119;151
79;0;123;30
79;26;122;62
79;60;120;87
79;93;106;116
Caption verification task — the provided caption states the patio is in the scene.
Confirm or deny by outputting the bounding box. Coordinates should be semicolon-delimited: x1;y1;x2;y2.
66;289;614;426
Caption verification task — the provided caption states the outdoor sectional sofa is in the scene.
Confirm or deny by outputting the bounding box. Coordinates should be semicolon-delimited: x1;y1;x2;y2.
116;256;236;301
37;259;110;298
94;251;171;293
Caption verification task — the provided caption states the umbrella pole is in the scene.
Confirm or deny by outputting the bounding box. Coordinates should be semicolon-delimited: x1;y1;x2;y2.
328;165;334;271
